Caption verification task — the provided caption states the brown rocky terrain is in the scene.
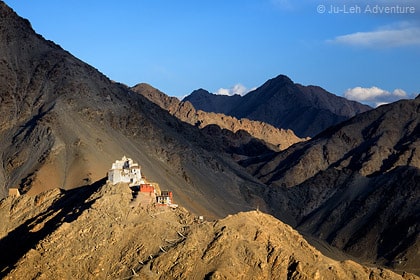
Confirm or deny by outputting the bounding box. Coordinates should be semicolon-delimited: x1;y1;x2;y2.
183;75;372;137
241;96;420;274
1;182;417;279
132;83;305;154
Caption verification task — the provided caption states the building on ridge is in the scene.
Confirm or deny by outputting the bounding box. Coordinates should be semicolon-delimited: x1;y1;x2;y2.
157;190;178;208
108;156;178;208
108;156;144;186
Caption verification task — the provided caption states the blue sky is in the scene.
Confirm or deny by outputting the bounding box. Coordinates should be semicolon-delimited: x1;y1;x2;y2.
4;0;420;106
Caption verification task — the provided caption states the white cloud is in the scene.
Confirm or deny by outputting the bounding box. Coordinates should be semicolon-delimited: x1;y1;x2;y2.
329;22;420;48
345;86;408;107
215;88;230;96
215;83;251;96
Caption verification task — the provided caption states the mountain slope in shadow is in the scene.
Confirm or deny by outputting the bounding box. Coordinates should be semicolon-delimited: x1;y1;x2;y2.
241;96;420;274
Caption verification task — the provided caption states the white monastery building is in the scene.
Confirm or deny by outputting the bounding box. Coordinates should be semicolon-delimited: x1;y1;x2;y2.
108;156;144;186
107;156;178;208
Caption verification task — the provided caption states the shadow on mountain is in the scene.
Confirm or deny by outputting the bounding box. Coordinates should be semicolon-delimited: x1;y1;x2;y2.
200;124;277;158
0;177;106;277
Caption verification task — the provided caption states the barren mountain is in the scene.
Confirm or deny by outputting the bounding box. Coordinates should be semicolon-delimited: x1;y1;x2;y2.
0;2;265;218
1;183;416;279
1;2;418;278
132;83;305;154
241;96;420;274
183;75;372;137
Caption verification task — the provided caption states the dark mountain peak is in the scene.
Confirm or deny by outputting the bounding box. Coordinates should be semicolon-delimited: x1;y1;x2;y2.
189;88;212;97
255;74;295;94
183;88;242;114
229;76;372;137
270;74;294;85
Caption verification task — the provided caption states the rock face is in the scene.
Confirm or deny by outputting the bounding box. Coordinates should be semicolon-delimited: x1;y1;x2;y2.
132;83;305;154
0;2;264;218
1;183;416;280
183;75;372;137
241;96;420;274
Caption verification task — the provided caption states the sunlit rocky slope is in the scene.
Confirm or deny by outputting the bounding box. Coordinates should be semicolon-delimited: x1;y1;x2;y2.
1;183;416;279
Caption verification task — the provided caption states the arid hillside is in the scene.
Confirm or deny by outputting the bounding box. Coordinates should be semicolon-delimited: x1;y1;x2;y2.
0;2;268;218
1;182;416;280
241;96;420;274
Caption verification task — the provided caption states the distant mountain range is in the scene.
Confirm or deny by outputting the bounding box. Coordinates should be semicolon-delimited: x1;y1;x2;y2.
183;75;372;137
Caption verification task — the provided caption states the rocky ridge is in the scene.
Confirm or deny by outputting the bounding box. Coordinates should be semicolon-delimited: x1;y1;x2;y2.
1;182;416;280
